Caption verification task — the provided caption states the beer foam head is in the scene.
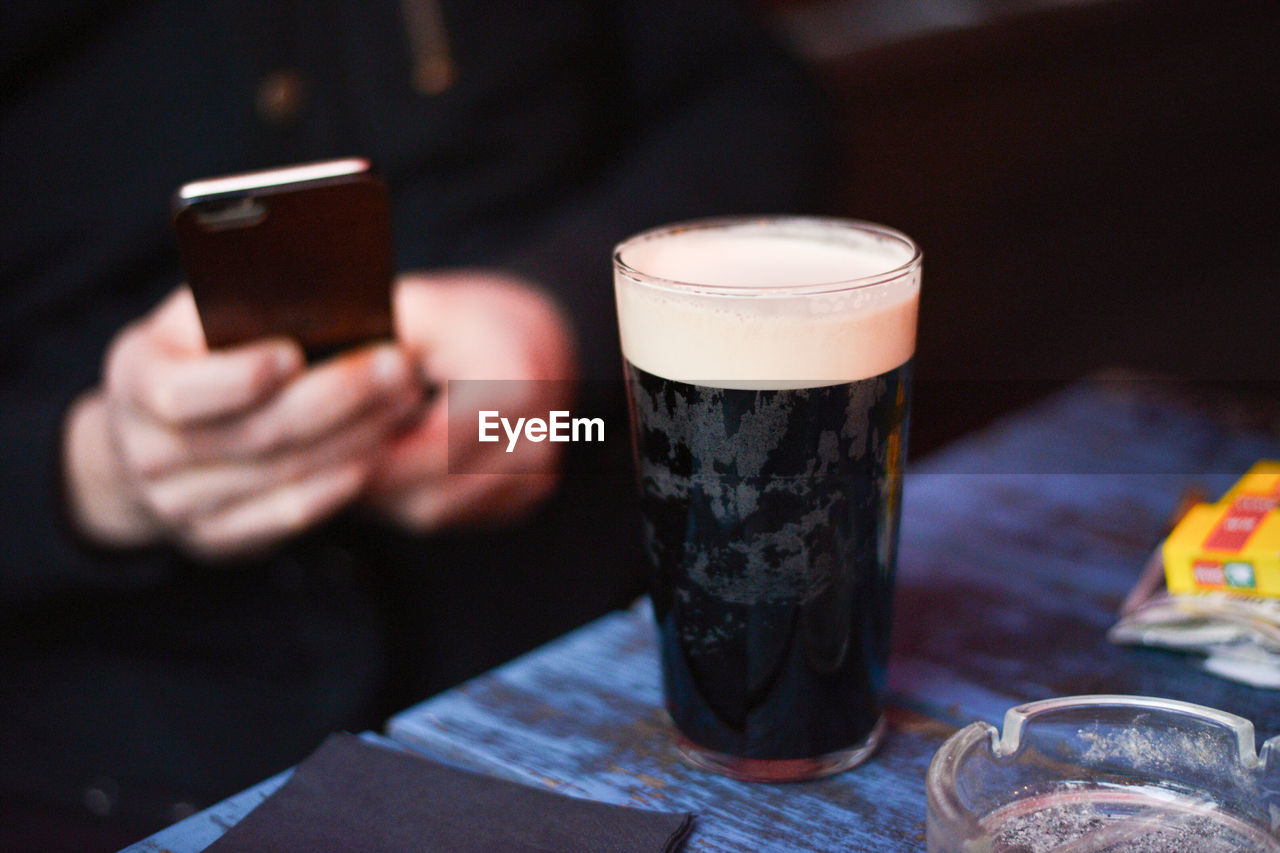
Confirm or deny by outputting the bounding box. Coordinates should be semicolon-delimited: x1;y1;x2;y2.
614;218;920;389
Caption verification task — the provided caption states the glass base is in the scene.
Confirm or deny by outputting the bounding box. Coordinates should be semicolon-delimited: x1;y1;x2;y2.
671;715;887;783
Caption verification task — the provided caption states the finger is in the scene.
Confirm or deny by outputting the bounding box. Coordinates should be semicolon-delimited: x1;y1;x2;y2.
392;272;577;381
364;376;541;497
177;462;369;562
150;286;208;349
234;344;417;454
363;396;451;497
106;298;305;426
116;344;421;474
140;395;419;525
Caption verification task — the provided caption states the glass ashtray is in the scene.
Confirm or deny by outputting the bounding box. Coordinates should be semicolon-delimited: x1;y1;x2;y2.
926;695;1280;852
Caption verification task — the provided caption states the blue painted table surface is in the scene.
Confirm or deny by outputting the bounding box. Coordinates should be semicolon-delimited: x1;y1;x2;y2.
124;378;1280;852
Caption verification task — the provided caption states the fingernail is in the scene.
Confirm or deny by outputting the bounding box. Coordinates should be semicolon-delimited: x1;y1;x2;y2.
274;343;303;375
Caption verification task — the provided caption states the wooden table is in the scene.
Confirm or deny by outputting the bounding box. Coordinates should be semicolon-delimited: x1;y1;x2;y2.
124;378;1280;852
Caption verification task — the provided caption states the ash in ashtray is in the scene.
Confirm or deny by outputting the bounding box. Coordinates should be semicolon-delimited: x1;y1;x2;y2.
978;787;1278;852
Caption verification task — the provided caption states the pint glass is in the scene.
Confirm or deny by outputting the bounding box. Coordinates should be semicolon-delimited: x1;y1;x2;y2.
613;217;920;781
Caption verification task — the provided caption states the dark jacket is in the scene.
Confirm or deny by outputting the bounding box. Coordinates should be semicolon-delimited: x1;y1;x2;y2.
0;0;828;832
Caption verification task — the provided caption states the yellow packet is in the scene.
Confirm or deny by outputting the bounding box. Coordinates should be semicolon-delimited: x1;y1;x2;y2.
1162;461;1280;597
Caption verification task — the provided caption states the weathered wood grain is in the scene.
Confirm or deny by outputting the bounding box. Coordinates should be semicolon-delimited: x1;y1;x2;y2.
893;380;1280;734
387;603;946;852
124;379;1280;851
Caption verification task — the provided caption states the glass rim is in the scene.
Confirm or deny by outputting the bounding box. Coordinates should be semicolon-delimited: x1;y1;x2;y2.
612;215;922;298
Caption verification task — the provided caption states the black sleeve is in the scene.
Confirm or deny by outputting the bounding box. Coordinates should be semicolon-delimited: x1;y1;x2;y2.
499;0;832;380
0;359;179;619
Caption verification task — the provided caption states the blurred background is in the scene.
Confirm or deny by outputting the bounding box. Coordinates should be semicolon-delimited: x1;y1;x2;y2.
765;0;1280;455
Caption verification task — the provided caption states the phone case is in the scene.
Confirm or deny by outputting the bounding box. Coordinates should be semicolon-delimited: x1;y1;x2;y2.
173;160;395;356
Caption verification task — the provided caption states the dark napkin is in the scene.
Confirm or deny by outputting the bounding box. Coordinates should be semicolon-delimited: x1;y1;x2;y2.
203;733;694;852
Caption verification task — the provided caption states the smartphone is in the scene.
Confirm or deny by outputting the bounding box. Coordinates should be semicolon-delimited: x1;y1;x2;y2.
173;157;395;358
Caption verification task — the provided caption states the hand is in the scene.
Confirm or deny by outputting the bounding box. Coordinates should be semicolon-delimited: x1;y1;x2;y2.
362;270;579;533
63;286;423;561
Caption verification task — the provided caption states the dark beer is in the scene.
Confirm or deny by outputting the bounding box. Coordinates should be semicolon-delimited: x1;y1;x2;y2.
614;217;920;779
627;362;910;763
